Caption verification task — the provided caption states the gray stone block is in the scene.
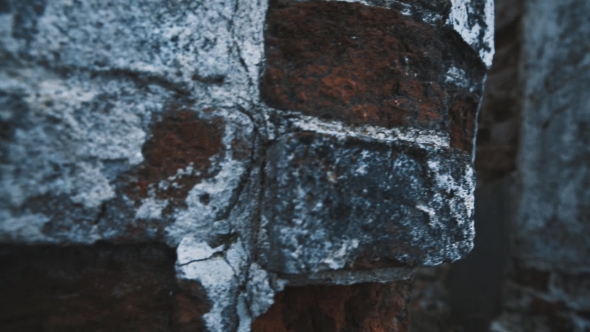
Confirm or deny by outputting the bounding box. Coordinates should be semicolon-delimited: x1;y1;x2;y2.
261;132;475;275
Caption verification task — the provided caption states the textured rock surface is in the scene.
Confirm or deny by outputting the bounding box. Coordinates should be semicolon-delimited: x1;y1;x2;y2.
0;0;264;330
0;0;493;330
258;0;490;281
261;132;475;275
0;0;259;247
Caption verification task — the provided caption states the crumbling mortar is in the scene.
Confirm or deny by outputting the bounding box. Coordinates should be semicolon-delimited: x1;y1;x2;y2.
214;127;257;223
0;0;492;329
20;57;196;98
223;253;246;332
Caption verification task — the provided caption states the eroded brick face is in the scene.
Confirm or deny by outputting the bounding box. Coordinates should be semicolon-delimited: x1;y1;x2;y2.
252;281;411;332
262;0;485;151
0;244;210;332
126;107;224;206
261;132;475;274
109;104;255;243
0;0;493;330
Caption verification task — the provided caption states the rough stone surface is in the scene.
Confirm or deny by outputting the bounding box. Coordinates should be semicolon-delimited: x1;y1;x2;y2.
262;0;486;152
0;0;493;330
257;0;488;285
0;0;263;330
261;132;475;275
0;0;258;247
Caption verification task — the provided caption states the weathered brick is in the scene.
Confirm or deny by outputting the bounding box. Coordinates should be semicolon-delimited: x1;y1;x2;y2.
125;107;225;207
260;132;475;275
262;0;485;151
252;281;411;332
0;244;209;331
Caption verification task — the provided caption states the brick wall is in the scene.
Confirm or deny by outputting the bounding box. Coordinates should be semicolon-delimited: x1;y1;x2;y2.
0;1;493;331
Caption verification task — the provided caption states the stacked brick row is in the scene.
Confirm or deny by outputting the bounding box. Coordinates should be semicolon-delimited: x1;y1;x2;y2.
0;0;492;331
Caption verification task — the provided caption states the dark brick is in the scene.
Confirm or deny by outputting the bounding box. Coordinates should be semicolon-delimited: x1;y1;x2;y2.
261;132;474;275
125;106;224;208
252;281;411;332
261;0;485;152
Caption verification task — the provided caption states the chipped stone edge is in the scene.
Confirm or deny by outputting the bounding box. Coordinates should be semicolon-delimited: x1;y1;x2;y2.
319;0;496;67
449;0;495;67
265;108;451;148
0;0;489;329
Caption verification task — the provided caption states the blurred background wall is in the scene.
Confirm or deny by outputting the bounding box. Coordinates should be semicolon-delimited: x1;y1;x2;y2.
410;0;590;331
